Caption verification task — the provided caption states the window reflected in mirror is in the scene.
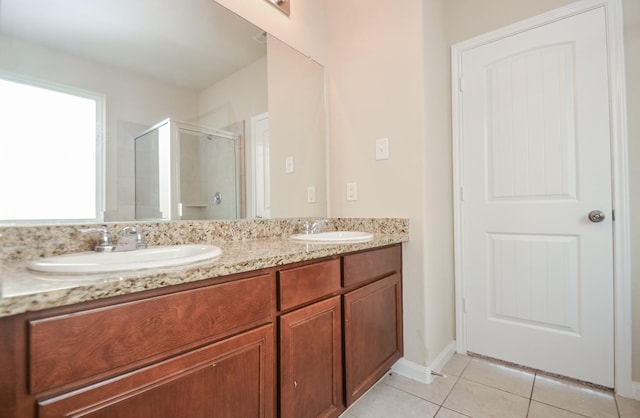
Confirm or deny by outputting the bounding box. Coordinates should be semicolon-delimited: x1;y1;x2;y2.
0;76;103;223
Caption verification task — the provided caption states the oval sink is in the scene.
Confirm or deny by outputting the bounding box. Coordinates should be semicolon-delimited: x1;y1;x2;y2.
290;231;374;244
27;245;222;274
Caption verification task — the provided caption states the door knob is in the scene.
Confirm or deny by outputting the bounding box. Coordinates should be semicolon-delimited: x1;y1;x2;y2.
588;210;606;223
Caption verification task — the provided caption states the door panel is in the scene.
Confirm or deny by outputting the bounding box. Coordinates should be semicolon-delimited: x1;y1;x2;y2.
489;234;579;332
461;7;614;386
487;44;577;201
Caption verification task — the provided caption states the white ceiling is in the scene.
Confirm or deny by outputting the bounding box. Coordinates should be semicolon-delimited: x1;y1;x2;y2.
0;0;267;90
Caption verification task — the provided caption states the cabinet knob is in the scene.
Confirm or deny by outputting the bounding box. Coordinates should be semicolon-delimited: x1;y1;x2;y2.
294;380;298;389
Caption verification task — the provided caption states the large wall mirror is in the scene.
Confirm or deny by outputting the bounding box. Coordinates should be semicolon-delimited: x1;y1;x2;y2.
0;0;327;224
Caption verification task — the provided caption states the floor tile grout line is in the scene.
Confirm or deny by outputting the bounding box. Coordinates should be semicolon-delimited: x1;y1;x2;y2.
457;374;533;402
530;372;537;400
435;405;473;418
614;394;622;418
459;372;536;400
525;372;536;417
435;356;472;415
439;370;465;415
530;400;596;418
383;370;458;407
377;374;442;412
532;371;620;418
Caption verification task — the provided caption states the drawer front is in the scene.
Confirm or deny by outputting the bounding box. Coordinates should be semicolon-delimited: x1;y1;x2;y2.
38;324;275;418
29;274;273;394
278;259;340;311
343;245;401;287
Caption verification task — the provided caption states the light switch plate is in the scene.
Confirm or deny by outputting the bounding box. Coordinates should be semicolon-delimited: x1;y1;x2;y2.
285;156;294;173
307;186;316;203
375;137;389;160
346;182;357;201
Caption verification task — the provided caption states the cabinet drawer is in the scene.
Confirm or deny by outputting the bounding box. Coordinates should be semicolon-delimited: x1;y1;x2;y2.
38;324;275;418
29;274;273;394
278;259;340;311
343;245;401;287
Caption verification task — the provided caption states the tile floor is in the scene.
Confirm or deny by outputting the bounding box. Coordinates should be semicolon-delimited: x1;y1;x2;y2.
340;354;640;418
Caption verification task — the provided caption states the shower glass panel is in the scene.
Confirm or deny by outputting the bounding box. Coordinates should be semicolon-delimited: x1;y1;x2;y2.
134;119;241;220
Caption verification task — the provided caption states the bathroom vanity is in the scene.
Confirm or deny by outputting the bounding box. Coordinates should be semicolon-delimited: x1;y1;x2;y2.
0;220;406;418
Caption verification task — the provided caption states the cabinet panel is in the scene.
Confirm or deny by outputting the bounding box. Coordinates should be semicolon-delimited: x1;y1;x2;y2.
343;245;401;287
38;324;274;418
280;296;343;418
29;274;272;393
343;273;403;405
278;259;340;311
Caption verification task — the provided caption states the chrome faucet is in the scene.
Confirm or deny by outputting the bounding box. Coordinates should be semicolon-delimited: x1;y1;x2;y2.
81;226;148;252
300;219;328;234
114;227;147;252
80;228;114;252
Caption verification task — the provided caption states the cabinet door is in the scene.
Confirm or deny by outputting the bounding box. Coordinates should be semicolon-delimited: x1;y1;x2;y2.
280;296;343;418
343;273;403;405
38;325;274;418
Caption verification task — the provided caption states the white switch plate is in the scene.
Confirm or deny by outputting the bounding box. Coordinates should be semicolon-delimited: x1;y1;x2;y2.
375;137;389;160
285;156;294;173
307;186;316;203
346;182;357;201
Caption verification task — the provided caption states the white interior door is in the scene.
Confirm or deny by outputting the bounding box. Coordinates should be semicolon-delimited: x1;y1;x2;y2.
460;7;614;386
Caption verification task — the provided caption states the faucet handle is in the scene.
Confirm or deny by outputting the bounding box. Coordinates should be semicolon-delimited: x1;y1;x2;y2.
135;228;148;249
80;228;114;252
120;226;148;249
311;219;328;234
299;220;312;234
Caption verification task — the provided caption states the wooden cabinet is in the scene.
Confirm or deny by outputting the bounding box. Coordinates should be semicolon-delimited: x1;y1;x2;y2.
29;274;273;394
0;272;276;418
0;243;403;418
278;259;341;311
280;296;342;418
38;325;274;418
343;247;403;406
343;273;403;405
278;259;343;418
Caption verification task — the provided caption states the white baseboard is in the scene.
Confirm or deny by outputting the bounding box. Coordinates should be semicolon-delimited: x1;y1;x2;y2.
390;340;457;385
632;381;640;400
391;357;433;384
429;340;457;374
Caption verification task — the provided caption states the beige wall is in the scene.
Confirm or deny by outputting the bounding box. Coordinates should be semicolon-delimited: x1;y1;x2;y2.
198;56;268;131
267;36;327;218
213;0;328;65
220;0;639;384
445;0;576;43
327;0;455;367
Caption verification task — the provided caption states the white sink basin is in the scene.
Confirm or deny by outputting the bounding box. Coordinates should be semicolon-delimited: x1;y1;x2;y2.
290;231;374;244
27;245;222;274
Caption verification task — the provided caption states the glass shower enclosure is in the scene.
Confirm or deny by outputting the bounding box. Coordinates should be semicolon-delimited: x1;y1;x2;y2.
134;118;241;220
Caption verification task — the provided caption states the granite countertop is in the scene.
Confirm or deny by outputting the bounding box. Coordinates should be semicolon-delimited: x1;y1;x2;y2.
0;232;408;318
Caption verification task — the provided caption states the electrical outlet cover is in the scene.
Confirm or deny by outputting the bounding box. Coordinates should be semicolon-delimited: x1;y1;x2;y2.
346;182;357;201
285;156;294;173
307;186;316;203
375;137;389;160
